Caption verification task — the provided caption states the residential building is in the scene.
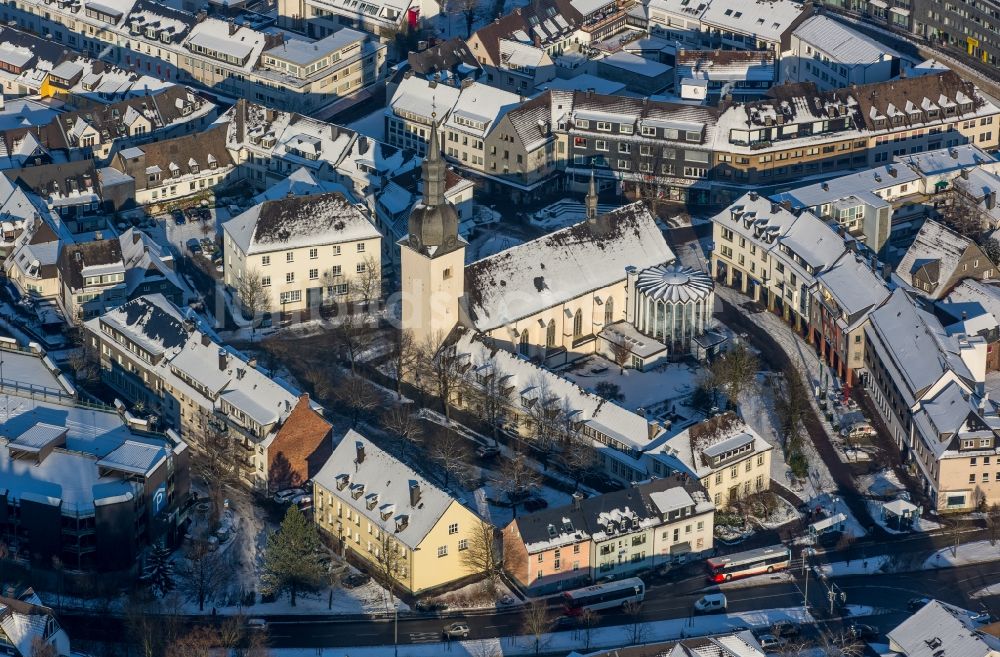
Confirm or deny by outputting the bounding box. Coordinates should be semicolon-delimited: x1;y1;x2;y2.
938;279;1000;371
277;0;440;42
652;413;773;508
887;600;1000;657
118;227;185;306
84;294;330;490
5;217;64;300
57;234;126;322
440;82;521;178
6;160;113;233
385;39;481;99
787;15;903;90
477;92;558;198
0;589;71;657
644;0;813;53
110;125;236;205
595;52;673;95
894;219;995;299
0;386;190;570
313;430;485;594
222;191;382;314
674;49;776;102
912;0;1000;66
503;474;714;593
467;0;582;65
568;631;768;657
862;288;1000;511
0;0;385;114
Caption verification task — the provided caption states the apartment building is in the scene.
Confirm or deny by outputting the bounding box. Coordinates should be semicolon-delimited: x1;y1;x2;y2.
85;294;330;490
467;0;581;63
313;430;485;594
0;589;71;657
863;289;1000;511
277;0;440;41
653;413;773;509
894;219;996;299
787;15;903;90
0;0;385;113
222;192;382;314
0;387;190;570
888;600;1000;657
503;474;714;593
645;0;813;53
110;125;235;205
57;235;126;322
674;49;777;102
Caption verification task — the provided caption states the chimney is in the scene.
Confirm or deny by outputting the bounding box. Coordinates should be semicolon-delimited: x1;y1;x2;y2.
409;481;421;507
461;77;474;89
94;230;103;240
355;441;365;464
572;492;584;510
201;333;211;346
887;165;897;178
748;191;759;201
228;18;237;35
218;348;227;371
961;168;970;179
962;310;968;320
988;190;997;210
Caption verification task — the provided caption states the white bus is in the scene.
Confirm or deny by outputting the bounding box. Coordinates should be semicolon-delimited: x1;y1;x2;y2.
706;545;791;582
562;578;645;615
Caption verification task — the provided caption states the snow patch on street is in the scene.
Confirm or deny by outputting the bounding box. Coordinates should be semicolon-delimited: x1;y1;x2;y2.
924;540;1000;569
815;555;889;577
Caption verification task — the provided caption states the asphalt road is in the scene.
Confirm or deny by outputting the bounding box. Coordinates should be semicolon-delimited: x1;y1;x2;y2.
61;557;1000;649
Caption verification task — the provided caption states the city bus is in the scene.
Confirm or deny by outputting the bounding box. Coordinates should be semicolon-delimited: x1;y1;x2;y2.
563;577;646;615
706;546;791;582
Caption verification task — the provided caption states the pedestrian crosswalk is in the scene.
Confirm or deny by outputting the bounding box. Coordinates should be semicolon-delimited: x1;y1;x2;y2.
409;632;440;644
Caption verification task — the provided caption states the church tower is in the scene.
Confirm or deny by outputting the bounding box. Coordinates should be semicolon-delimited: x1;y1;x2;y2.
399;119;467;352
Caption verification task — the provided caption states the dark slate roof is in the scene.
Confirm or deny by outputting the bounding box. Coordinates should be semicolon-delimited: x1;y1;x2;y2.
57;237;123;291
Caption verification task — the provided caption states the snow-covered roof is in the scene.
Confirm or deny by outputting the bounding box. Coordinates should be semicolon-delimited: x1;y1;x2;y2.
184;18;265;68
465;202;674;331
0;592;64;657
940;279;1000;331
899;144;997;176
895;219;976;299
815;252;890;321
598;52;672;79
388;75;461;124
699;0;805;42
773;163;919;211
314;429;475;549
264;29;365;66
653;413;772;480
445;82;521;137
793;15;900;64
223;191;379;255
635;264;713;304
888;600;1000;657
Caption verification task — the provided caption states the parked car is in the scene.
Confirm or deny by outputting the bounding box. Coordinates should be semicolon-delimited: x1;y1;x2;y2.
442;622;470;639
847;623;879;641
273;488;305;504
174;211;186;225
246;618;267;631
476;445;500;459
523;497;549;512
415;600;449;613
553;616;578;630
693;593;727;614
756;633;785;651
341;572;371;588
908;597;932;612
292;494;312;509
199;208;212;221
186;238;202;254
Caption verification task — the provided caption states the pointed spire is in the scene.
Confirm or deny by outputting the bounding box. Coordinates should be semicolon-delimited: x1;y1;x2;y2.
423;113;447;208
586;168;598;222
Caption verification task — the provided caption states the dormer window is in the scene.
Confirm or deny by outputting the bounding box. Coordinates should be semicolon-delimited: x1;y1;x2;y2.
350;484;365;499
336;474;350;490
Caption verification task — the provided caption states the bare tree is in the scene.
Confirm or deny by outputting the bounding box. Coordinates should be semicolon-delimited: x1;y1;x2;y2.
470;362;512;442
711;342;759;411
189;419;250;523
523;384;564;469
373;530;405;607
67;340;101;385
417;335;469;423
333;373;382;427
561;428;601;492
940;178;990;238
460;519;507;595
237;268;272;331
166;626;220;657
428;427;472;488
331;312;375;375
491;448;542;517
446;0;479;36
521;600;552;656
30;637;59;657
623;599;647;645
384;328;417;397
816;631;865;657
987;504;1000;546
608;339;632;375
349;255;382;316
380;404;425;457
580;608;600;652
177;538;232;612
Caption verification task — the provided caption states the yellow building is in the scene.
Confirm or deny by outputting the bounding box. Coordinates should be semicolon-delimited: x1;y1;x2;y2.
313;430;486;594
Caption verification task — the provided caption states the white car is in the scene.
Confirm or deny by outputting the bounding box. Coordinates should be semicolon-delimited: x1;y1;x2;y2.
273;488;305;504
694;593;727;614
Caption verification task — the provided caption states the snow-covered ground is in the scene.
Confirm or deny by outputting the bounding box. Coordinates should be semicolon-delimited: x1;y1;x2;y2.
561;354;703;418
866;500;942;535
815;555;889;577
924;540;1000;569
269;607;814;657
971;582;1000;599
426;579;522;611
857;470;905;498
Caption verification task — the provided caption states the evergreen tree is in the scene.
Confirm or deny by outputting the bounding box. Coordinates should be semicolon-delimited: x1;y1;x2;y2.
261;506;325;606
143;541;176;598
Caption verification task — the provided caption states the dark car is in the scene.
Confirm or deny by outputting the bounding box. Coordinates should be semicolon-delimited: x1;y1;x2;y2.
848;624;879;641
199;208;212;221
770;621;802;639
186;238;202;254
414;600;448;613
476;445;500;459
908;597;932;612
553;616;578;630
341;572;371;588
523;497;549;512
171;209;185;223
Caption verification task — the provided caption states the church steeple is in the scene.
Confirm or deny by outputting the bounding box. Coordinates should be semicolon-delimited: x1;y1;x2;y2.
586;168;598;222
407;115;460;255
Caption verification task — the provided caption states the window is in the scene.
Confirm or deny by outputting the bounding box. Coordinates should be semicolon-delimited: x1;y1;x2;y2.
458;539;468;551
437;546;448;557
546;320;556;347
357;263;367;273
333;245;341;256
309;248;318;259
261;255;270;266
573;544;580;554
573;308;583;338
286;251;294;263
279;290;301;303
286;272;295;284
309;268;319;280
448;523;458;535
357;243;366;252
970;473;977;483
261;276;271;287
604;298;614;325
